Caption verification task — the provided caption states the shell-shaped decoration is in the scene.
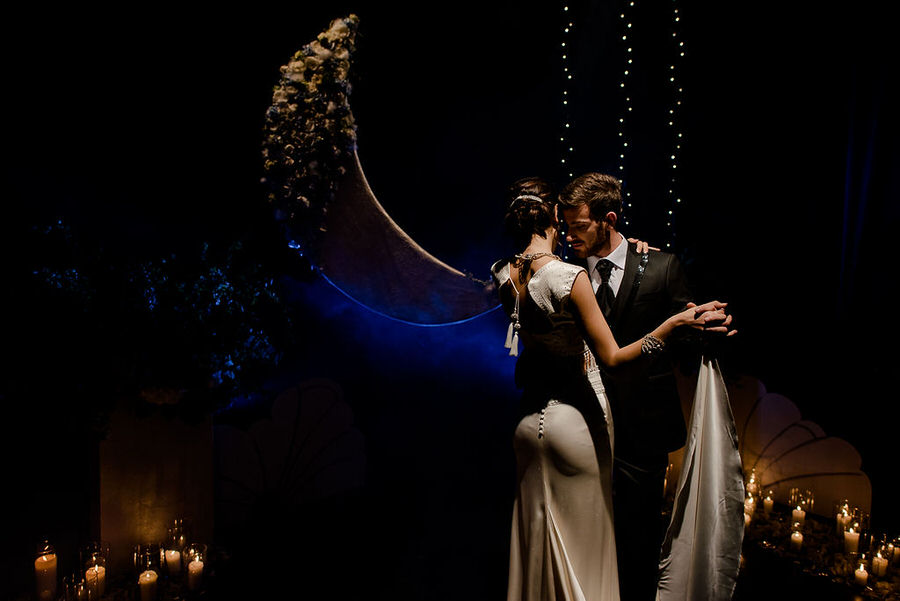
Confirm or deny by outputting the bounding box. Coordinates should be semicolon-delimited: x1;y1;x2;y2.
725;375;871;513
214;379;366;531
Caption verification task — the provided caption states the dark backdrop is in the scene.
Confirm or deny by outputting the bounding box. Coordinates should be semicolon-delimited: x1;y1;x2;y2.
3;1;897;599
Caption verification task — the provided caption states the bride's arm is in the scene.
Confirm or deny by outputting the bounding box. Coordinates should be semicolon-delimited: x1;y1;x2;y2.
569;271;727;368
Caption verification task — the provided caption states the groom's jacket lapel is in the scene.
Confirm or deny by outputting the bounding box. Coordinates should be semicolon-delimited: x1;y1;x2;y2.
608;242;643;331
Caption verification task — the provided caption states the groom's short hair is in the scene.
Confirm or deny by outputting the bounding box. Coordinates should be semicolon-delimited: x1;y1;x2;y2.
558;173;623;224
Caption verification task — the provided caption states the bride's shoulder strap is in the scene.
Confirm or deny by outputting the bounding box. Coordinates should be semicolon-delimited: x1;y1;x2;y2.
547;261;585;299
528;260;584;307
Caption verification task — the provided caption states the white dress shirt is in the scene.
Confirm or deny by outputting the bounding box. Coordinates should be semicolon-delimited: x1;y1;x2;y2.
586;233;628;296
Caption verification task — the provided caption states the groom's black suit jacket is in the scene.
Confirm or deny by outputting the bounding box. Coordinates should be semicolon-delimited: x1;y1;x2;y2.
578;241;692;460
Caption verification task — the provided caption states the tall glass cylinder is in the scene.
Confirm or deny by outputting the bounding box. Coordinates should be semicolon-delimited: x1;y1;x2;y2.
184;543;207;592
34;540;58;601
134;544;161;601
81;541;110;598
164;526;184;579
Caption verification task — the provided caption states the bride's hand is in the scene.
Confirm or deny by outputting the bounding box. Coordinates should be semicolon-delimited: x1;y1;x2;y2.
681;301;736;335
674;301;737;336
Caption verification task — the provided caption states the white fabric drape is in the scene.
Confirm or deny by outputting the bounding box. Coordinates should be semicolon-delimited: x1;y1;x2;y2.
656;357;745;601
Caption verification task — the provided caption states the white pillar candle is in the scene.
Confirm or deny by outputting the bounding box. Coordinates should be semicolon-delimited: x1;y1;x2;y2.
790;531;803;551
873;555;888;577
892;545;900;565
165;549;181;573
836;513;851;536
763;497;774;516
34;553;58;601
188;558;204;590
85;565;107;597
744;512;751;527
791;506;806;526
854;564;868;586
139;570;158;601
845;529;860;554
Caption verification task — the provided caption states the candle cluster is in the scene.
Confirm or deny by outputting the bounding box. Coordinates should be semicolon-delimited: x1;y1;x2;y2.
34;519;208;600
742;481;899;591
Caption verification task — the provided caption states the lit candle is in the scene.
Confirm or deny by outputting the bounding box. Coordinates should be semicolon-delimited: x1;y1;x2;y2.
763;495;774;516
836;512;851;536
744;512;751;527
34;553;58;601
790;530;803;550
744;495;756;516
892;543;900;565
85;565;106;597
746;469;758;496
165;549;182;573
845;528;861;554
791;506;806;526
188;558;204;590
873;553;888;577
854;563;868;586
139;569;158;601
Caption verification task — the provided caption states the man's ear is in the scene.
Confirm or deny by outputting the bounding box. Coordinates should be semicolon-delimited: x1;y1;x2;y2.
605;211;618;229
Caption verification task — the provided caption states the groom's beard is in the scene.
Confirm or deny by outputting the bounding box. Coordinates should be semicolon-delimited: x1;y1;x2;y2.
586;228;611;258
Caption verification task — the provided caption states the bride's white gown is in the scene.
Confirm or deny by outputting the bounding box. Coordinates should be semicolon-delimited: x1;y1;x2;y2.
494;259;620;601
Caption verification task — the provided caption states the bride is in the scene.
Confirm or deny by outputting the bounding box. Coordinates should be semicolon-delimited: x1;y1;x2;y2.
492;177;729;601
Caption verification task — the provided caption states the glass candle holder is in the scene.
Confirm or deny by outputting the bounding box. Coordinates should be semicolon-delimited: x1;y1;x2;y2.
63;573;92;601
871;539;890;578
803;490;815;514
835;499;852;536
845;520;862;554
790;521;804;551
744;492;757;518
34;540;58;601
854;556;869;586
762;490;775;517
134;544;161;601
856;511;873;555
184;543;207;592
164;527;184;578
173;518;189;549
746;468;759;497
788;489;811;526
81;541;110;598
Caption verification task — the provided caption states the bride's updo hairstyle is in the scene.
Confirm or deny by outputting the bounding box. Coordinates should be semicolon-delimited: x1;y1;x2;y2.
504;177;556;248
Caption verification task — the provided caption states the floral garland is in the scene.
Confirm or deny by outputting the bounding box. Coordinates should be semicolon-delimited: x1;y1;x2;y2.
261;14;360;264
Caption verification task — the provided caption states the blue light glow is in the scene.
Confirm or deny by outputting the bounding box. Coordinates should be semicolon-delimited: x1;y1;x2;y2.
317;270;502;328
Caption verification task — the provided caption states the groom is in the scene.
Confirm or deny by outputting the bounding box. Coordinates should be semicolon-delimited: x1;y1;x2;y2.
559;172;703;601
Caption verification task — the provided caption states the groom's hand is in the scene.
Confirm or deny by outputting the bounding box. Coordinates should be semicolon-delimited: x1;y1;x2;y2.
686;301;737;336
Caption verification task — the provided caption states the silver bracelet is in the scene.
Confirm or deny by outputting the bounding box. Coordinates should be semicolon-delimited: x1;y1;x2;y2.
641;334;665;356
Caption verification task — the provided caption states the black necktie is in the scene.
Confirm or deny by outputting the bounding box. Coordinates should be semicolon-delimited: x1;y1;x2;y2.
595;259;615;317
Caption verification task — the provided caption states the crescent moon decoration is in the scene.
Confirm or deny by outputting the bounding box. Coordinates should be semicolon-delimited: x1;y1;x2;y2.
261;15;497;325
